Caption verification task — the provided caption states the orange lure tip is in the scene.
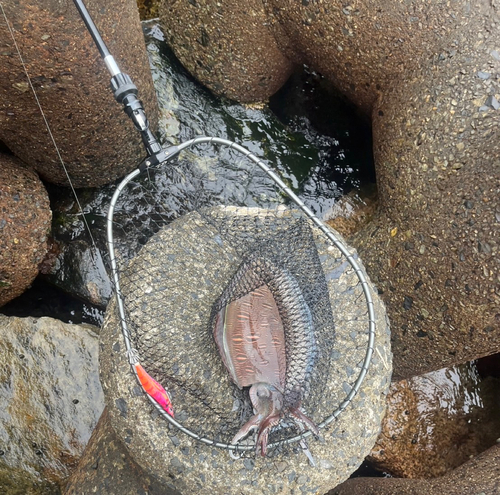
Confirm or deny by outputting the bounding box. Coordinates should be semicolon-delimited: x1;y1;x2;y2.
134;363;174;418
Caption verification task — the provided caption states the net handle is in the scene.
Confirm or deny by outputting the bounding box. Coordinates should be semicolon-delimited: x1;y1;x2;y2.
107;137;376;452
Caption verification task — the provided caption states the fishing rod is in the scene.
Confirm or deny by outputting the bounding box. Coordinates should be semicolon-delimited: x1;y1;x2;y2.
72;0;178;168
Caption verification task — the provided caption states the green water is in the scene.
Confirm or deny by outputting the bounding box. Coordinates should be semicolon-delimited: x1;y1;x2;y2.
146;22;375;219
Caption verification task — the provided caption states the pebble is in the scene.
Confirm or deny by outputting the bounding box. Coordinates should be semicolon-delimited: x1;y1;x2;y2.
485;95;500;110
477;71;491;80
296;475;308;485
170;456;184;472
478;241;492;254
115;398;128;418
403;296;414;310
342;382;352;395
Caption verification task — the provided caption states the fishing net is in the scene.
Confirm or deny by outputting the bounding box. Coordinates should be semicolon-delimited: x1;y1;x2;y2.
107;137;375;457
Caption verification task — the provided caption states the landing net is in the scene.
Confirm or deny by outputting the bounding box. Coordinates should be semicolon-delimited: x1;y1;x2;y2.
107;136;375;457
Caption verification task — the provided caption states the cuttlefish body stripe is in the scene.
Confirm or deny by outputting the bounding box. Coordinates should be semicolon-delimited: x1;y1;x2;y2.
218;284;286;391
214;256;316;405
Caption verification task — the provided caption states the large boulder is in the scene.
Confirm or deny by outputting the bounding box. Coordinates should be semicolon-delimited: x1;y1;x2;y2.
100;207;391;493
331;442;500;495
356;40;499;378
159;0;294;102
367;362;500;478
63;408;175;495
0;0;158;187
0;154;51;307
159;0;500;378
0;315;104;494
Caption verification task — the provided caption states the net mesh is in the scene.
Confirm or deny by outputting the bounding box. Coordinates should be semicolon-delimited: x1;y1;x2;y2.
108;139;368;456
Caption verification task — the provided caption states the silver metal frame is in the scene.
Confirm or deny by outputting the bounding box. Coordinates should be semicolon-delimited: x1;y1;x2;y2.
107;136;375;453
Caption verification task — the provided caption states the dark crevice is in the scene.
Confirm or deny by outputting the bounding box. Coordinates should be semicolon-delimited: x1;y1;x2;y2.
269;65;376;197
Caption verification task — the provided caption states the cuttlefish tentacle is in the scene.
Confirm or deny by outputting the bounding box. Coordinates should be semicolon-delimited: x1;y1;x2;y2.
289;406;320;437
255;413;282;456
231;382;284;455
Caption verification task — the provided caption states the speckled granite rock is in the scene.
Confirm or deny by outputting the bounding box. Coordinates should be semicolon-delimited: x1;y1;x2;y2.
100;207;391;493
158;1;500;378
0;154;51;307
330;442;500;495
159;0;294;103
0;0;158;187
367;363;500;478
0;315;103;494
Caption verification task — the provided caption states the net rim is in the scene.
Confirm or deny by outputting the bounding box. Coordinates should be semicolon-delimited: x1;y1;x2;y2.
106;136;376;453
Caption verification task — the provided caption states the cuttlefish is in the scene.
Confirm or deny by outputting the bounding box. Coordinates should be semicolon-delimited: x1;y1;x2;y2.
212;256;319;456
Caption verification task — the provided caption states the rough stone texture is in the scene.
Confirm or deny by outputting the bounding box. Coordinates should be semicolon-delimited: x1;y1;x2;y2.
330;442;500;495
0;154;51;307
100;207;391;494
63;408;176;495
326;185;378;238
0;315;104;494
159;0;295;102
356;31;500;378
266;0;484;114
157;1;500;378
367;363;500;478
0;0;158;187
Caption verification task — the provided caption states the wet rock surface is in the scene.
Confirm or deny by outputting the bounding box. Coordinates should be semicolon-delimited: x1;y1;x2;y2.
0;154;51;307
63;408;176;495
0;0;158;187
368;362;500;478
100;206;391;494
331;442;500;495
0;315;104;494
326;185;378;239
156;1;500;377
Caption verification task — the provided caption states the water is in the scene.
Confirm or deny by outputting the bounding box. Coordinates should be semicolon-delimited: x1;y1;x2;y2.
368;360;500;478
0;278;104;326
146;21;375;219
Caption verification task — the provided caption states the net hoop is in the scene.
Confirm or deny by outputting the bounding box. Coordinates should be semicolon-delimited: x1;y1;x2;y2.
106;136;376;452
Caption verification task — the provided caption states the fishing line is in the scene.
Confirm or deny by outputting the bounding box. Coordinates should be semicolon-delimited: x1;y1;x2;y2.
0;2;98;255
